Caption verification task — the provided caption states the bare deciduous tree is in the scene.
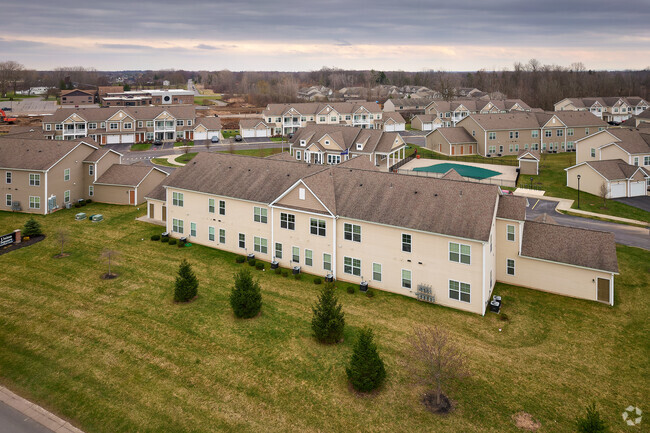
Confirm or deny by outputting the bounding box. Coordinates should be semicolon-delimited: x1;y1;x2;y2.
101;249;119;278
600;182;608;208
0;60;25;97
57;228;69;257
408;325;470;410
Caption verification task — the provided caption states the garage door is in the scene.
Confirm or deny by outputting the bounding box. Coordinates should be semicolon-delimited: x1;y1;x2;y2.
207;131;220;139
385;124;395;132
629;181;646;197
610;182;626;198
255;129;268;138
194;131;207;140
422;124;432;131
121;134;135;143
106;135;120;144
241;129;255;138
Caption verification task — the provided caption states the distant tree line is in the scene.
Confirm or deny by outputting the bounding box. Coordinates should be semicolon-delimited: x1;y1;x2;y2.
1;58;648;109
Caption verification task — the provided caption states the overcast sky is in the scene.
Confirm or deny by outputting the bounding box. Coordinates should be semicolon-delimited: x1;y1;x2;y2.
1;0;649;71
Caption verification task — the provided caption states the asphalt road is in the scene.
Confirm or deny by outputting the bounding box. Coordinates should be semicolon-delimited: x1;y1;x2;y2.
526;199;650;250
0;401;54;433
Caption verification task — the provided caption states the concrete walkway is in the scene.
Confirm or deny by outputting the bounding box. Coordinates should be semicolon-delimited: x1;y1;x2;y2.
514;189;649;226
0;386;84;433
158;154;185;166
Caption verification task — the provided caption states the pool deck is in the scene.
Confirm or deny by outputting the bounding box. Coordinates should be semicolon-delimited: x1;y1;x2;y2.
400;158;519;186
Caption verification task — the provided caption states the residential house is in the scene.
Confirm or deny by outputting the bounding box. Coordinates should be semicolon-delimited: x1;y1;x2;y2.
375;112;406;132
620;109;650;129
439;111;608;157
424;99;533;127
144;153;618;315
554;97;649;123
0;137;169;214
262;102;383;135
297;86;332;101
240;119;272;138
575;128;650;166
60;89;95;106
42;106;220;144
289;125;407;168
383;98;436;115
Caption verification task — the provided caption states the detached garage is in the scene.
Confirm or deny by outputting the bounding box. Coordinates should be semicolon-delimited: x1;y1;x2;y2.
565;159;649;198
240;119;272;138
517;149;540;175
193;117;222;142
377;112;406;132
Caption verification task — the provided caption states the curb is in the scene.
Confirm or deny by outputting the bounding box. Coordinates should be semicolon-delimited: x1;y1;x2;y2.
0;386;84;433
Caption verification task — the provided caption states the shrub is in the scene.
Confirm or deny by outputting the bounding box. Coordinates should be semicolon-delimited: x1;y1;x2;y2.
161;237;169;243
248;259;256;267
282;270;289;278
235;255;246;264
500;313;509;322
576;403;608;433
80;200;86;206
294;273;302;281
366;289;375;298
23;218;42;237
347;285;355;294
230;268;262;319
174;259;198;302
151;235;160;241
274;268;282;275
311;282;345;344
177;241;184;248
74;203;81;208
169;239;177;245
22;236;30;242
256;262;265;270
85;199;92;204
313;277;322;285
346;327;386;393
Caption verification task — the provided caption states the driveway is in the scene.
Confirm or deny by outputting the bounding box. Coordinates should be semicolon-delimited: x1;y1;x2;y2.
526;199;650;250
613;196;650;213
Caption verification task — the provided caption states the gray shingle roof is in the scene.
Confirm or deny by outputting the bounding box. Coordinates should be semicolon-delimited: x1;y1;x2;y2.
605;128;650;154
263;102;381;117
47;105;196;123
0;137;95;170
95;164;161;186
582;159;649;181
521;221;618;273
465;111;607;131
437;127;477;144
496;195;526;221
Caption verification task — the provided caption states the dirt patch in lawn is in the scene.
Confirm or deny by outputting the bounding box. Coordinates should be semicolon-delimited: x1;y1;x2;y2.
512;411;541;431
101;273;119;280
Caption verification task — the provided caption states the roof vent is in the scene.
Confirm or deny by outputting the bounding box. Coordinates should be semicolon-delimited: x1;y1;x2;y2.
460;190;463;196
414;191;418;194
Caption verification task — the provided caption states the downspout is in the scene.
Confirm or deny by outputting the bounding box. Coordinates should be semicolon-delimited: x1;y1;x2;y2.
44;169;48;215
332;215;337;279
271;204;275;263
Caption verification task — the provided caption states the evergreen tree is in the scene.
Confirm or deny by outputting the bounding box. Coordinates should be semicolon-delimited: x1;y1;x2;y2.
23;218;42;237
174;259;198;302
346;327;386;392
230;268;262;318
576;403;608;433
311;283;345;344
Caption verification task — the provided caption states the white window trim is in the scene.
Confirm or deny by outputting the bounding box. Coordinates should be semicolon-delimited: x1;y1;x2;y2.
507;258;516;276
401;269;412;289
372;262;382;282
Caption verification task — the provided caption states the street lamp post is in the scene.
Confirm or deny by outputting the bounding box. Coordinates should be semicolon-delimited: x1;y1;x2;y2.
530;177;533;189
577;175;581;209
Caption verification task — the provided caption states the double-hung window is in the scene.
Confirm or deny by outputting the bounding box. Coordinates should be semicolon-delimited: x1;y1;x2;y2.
402;270;412;289
254;207;267;223
254;237;268;254
507;259;516;276
88;165;94;176
449;280;470;303
402;234;412;252
219;200;226;215
305;249;313;266
323;253;332;271
5;194;11;207
208;198;215;213
292;246;300;263
507;225;515;242
172;218;184;234
310;218;326;236
190;222;197;237
275;243;283;259
449;242;471;264
64;190;70;203
372;263;382;282
280;213;295;230
29;173;40;186
488;132;496;140
219;229;225;243
29;196;40;209
172;191;183;207
344;223;361;242
208;226;215;241
5;172;11;184
343;257;361;276
64;168;70;181
238;233;245;249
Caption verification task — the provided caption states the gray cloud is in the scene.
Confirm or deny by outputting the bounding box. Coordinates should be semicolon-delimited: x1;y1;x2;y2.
195;44;220;50
98;43;153;50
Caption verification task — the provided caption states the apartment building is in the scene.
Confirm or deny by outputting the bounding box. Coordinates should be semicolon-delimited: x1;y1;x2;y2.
100;89;195;107
427;111;609;157
262;102;383;135
0;137;167;214
382;98;435;114
554;97;649;124
288;125;407;168
145;153;618;315
42;106;220;144
423;99;533;127
60;89;95;106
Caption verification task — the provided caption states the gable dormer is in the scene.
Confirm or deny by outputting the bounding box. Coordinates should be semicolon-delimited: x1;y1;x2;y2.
542;115;566;128
154;111;175;121
273;180;331;215
318;133;343;150
108;110;132;122
63;112;87;124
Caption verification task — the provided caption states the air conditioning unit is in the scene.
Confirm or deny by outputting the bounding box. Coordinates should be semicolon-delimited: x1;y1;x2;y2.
66;203;72;209
416;284;435;303
11;201;22;211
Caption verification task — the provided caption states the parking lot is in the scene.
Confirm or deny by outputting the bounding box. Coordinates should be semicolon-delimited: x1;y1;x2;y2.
1;98;57;116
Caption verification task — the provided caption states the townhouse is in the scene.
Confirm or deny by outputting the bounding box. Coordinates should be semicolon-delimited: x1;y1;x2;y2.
262;102;383;135
0;136;168;214
375;112;406;132
427;111;609;157
382;98;436;115
423;99;533;127
145;153;618;315
288;125;407;168
42;106;221;144
565;128;650;198
554;97;649;124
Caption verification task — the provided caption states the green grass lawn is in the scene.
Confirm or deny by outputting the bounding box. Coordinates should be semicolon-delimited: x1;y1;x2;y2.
222;130;240;139
130;143;152;151
175;152;198;164
0;92;40;101
174;141;194;148
150;158;177;167
218;148;284;157
269;137;284;142
405;145;649;223
0;206;647;432
193;96;222;105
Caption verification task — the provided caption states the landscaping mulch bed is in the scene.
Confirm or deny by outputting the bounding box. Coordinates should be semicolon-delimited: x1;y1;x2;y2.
100;273;119;280
421;391;453;415
0;235;45;256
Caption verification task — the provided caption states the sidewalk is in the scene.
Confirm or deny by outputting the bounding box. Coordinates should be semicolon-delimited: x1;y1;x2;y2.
513;188;649;226
0;386;84;433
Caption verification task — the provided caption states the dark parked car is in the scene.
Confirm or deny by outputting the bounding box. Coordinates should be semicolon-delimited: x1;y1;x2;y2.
153;139;163;146
1;107;11;111
234;135;243;142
